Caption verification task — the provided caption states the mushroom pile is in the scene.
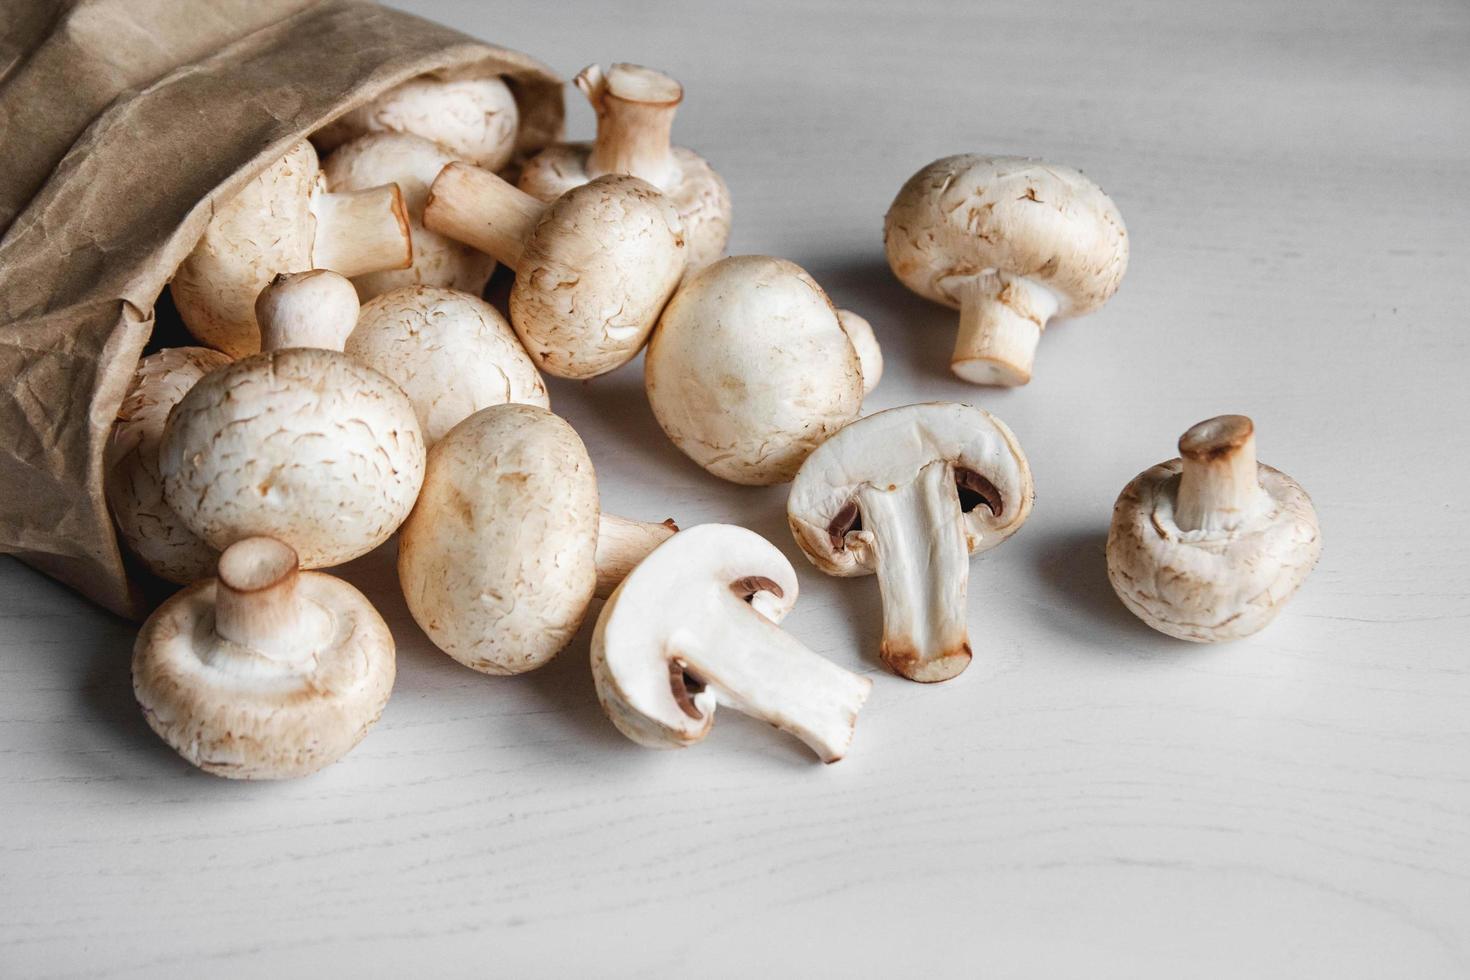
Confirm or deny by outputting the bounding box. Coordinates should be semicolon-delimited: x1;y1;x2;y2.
114;58;1320;779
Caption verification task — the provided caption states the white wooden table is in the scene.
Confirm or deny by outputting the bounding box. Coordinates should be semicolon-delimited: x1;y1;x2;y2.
4;0;1468;975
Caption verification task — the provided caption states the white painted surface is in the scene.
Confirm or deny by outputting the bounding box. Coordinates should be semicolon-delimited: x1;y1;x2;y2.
3;0;1468;975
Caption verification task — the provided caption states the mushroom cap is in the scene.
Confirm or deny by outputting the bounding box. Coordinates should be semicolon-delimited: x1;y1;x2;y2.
788;402;1035;577
397;404;599;674
884;154;1129;317
132;563;394;780
1107;460;1321;642
644;255;864;485
159;348;425;568
315;72;521;172
591;524;798;750
105;347;231;583
347;285;549;445
511;174;686;379
323;133;497;300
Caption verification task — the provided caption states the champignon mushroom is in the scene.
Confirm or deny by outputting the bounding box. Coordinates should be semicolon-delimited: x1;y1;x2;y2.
160;271;425;569
423;162;686;378
314;70;521;172
644;255;877;485
591;523;872;763
1107;414;1321;642
105;346;231;583
398;403;677;675
347;285;549;445
132;536;395;779
171;140;413;358
518;63;731;268
837;309;884;396
323;133;497;300
788;402;1034;683
884;154;1128;386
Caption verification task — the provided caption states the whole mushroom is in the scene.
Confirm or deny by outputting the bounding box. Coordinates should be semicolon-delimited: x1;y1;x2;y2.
788;402;1034;682
884;154;1128;386
644;255;879;485
105;346;231;583
160;271;425;569
423;162;686;378
323;133;497;300
133;536;395;779
398;403;678;675
347;285;549;445
1107;414;1321;642
592;523;872;763
519;63;731;268
171;140;413;358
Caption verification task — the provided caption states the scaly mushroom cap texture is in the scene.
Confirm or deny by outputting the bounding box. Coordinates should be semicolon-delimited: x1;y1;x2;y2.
347;285;550;445
105;347;231;583
159;349;425;568
644;255;864;485
511;174;686;379
398;404;599;674
883;154;1129;317
1107;459;1321;643
324;133;497;300
314;72;521;172
133;554;394;779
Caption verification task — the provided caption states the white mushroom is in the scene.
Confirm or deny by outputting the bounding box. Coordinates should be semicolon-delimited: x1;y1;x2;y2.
160;271;425;569
591;523;872;763
314;71;521;172
423;162;686;378
788;402;1034;683
133;536;395;779
347;285;549;445
323;133;497;300
836;309;884;396
644;255;876;485
519;63;731;268
398;404;677;675
105;346;231;583
884;154;1129;386
171;140;413;358
1107;414;1321;642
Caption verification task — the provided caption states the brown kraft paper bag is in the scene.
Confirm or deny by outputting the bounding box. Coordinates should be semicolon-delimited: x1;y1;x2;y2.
0;0;565;619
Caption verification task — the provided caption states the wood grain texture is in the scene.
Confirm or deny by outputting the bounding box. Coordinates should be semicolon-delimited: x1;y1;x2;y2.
3;0;1468;975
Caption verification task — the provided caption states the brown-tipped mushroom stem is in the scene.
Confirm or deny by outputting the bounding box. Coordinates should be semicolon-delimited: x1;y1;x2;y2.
952;275;1061;387
254;270;361;352
1174;415;1263;534
213;538;331;669
310;183;413;278
593;515;678;599
579;63;683;188
424;163;547;272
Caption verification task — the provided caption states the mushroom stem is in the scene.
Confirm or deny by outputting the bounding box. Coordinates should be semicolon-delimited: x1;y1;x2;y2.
855;460;972;682
951;274;1059;387
212;538;331;670
310;182;413;278
593;514;678;599
836;309;883;396
579;64;682;189
424;162;548;272
1174;415;1265;534
255;270;361;352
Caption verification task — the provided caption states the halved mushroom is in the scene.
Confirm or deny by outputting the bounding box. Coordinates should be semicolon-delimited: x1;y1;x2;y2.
592;523;872;763
159;271;426;569
788;402;1034;683
884;154;1128;386
423;162;686;378
644;255;879;485
398;403;677;675
133;536;395;779
314;70;521;172
519;63;731;268
323;133;497;300
347;285;549;445
105;346;231;583
1107;415;1321;642
171;140;413;358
